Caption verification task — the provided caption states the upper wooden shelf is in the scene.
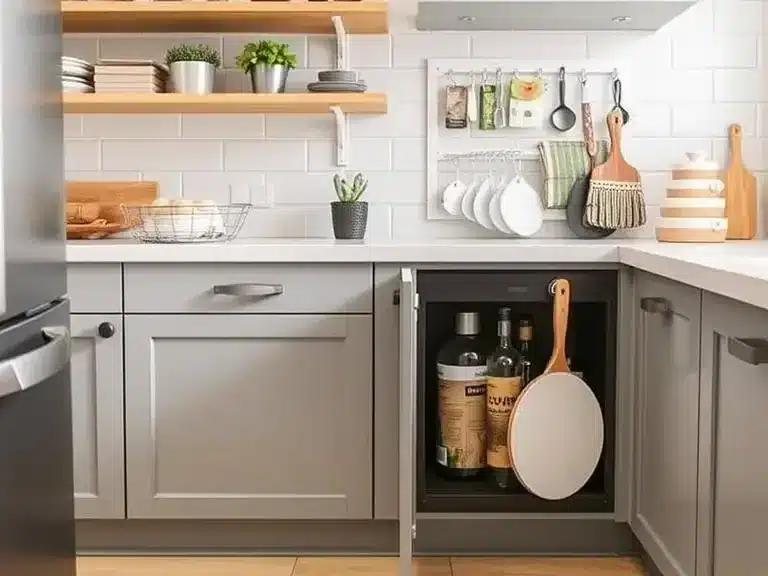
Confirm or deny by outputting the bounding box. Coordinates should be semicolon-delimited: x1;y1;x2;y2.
62;92;388;114
61;1;389;34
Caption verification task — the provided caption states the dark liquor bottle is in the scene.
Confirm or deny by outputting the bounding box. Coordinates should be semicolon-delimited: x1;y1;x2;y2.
518;316;534;386
486;308;523;489
436;312;487;479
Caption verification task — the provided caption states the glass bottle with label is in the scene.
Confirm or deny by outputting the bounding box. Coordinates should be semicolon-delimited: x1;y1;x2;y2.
485;308;523;489
436;311;486;479
518;316;534;386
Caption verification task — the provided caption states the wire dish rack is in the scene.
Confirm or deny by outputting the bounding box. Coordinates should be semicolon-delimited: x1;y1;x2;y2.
122;203;252;244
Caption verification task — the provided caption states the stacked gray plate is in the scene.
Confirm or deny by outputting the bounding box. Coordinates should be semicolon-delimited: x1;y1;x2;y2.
62;56;94;93
308;69;366;93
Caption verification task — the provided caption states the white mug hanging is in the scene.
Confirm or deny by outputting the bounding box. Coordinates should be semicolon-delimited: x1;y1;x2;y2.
441;160;466;216
473;166;498;231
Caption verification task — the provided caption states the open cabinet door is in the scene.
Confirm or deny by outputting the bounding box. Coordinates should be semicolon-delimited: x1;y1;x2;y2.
398;268;417;576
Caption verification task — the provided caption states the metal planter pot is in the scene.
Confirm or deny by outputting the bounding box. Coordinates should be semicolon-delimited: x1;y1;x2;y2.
331;202;368;240
169;61;215;95
249;64;289;94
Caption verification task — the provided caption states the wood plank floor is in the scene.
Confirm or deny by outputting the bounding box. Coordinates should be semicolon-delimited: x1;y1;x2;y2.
77;556;646;575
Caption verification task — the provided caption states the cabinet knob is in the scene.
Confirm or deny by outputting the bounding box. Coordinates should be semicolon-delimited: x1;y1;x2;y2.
98;322;116;339
640;297;671;316
727;337;768;366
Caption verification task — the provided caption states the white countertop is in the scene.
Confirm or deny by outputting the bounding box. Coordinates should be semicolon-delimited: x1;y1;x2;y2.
66;239;768;311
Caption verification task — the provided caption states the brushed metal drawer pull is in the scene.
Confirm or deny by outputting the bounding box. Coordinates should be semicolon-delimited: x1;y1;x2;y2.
212;284;284;298
727;337;768;366
640;297;671;315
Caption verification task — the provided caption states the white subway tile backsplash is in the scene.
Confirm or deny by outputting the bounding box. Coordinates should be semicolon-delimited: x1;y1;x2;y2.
83;114;181;139
393;33;471;68
715;69;766;102
225;140;306;171
265;115;334;139
673;35;758;69
392;138;426;172
63;36;98;63
672;103;757;136
349;35;392;69
65;140;100;171
141;172;183;199
307;139;391;172
63;0;768;241
622;138;713;171
99;36;222;63
102;140;223;171
471;33;587;60
64;115;83;138
182;114;265;139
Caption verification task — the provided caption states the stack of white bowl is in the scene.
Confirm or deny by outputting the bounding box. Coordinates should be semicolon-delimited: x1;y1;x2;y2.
656;152;727;243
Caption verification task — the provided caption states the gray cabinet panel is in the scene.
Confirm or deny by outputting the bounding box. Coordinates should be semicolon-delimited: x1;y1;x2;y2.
70;314;125;519
125;313;372;520
124;263;372;314
67;264;122;313
631;272;700;576
699;292;768;576
398;268;417;576
373;264;400;519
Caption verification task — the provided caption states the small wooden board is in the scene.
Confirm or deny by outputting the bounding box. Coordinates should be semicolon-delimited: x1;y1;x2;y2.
723;123;757;240
66;181;158;227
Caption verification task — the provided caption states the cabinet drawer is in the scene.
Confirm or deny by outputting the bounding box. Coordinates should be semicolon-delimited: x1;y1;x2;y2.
124;263;372;314
67;264;122;313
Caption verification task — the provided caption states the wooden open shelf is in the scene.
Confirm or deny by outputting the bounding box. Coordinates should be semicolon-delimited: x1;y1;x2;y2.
61;1;389;34
62;92;388;114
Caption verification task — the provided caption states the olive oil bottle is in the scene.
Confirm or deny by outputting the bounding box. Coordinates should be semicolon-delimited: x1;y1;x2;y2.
436;312;486;479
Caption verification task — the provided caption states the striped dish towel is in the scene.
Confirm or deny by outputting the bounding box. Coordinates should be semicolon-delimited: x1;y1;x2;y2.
538;140;609;208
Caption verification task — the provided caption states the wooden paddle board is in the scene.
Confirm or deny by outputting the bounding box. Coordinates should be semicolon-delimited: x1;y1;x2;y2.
723;123;757;239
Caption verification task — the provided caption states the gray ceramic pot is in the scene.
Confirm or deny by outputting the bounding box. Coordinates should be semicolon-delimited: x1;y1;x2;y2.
169;61;215;95
331;202;368;240
249;64;289;93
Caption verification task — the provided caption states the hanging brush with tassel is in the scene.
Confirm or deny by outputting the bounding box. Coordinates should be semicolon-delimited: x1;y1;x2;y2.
584;110;646;230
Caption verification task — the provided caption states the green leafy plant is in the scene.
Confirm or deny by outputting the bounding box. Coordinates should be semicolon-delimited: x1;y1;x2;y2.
165;44;221;68
333;173;367;203
235;40;298;73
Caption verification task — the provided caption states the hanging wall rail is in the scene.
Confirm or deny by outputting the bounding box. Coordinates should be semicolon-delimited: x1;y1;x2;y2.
426;58;627;222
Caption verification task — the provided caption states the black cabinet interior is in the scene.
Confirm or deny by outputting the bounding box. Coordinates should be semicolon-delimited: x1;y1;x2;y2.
416;270;617;514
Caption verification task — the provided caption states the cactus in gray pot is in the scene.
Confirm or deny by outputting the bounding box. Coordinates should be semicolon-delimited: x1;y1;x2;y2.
331;172;368;240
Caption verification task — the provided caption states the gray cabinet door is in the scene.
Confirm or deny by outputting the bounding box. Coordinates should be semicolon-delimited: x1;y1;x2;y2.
124;313;372;520
398;268;417;576
631;272;700;576
699;292;768;576
70;314;125;519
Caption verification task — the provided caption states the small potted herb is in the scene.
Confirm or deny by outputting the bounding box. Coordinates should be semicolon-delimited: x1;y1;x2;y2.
165;44;221;95
236;40;297;94
331;173;368;240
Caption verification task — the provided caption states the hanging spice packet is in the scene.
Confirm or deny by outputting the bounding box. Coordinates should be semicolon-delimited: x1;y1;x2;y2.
445;85;468;129
478;84;497;130
508;76;544;129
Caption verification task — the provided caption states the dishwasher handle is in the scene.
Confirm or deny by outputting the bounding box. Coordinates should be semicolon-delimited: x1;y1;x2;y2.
0;326;70;400
727;337;768;366
213;283;284;298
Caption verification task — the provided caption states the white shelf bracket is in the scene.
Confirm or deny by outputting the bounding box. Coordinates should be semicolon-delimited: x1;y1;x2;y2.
330;105;349;168
332;15;348;71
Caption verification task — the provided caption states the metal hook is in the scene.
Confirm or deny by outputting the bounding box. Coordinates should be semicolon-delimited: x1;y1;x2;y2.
447;69;457;86
611;68;619;81
558;67;566;82
512;69;519;80
495;66;503;83
481;68;488;85
536;68;543;79
579;68;587;86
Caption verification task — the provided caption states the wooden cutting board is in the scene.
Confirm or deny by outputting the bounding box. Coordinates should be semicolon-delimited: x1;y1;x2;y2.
723;124;757;240
66;181;157;227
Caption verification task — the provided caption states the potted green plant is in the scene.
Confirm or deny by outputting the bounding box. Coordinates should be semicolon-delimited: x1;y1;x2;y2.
332;173;368;240
236;40;297;94
165;44;221;95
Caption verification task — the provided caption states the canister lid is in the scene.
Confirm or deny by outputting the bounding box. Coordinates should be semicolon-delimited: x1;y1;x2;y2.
456;312;480;335
672;151;719;171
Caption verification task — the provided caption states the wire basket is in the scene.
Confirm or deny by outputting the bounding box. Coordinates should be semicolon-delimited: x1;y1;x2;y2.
122;203;252;244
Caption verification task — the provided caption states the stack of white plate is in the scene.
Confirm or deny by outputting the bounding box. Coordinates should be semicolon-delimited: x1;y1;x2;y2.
62;56;94;93
307;69;366;93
